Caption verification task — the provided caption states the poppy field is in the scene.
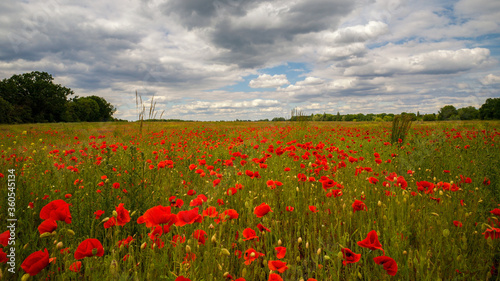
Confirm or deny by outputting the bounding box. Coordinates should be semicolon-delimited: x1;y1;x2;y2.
1;121;500;280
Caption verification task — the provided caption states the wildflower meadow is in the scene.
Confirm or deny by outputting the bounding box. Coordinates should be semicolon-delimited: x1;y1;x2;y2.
0;120;499;280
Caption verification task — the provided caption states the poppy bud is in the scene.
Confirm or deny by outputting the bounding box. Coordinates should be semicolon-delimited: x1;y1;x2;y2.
223;272;229;277
306;242;309;249
442;229;450;237
241;268;247;277
67;229;75;236
324;255;331;260
24;243;29;250
403;251;407;255
22;273;31;281
298;237;302;244
211;234;217;243
209;224;214;229
217;263;222;271
112;210;118;217
56;241;63;249
40;232;52;238
141;242;147;249
296;256;301;262
278;239;282;246
220;248;230;256
110;259;118;275
130;211;137;217
337;251;343;259
186;245;191;253
377;201;382;207
317;248;321;255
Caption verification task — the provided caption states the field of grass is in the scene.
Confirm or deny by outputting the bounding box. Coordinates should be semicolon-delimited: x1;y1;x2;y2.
1;121;499;280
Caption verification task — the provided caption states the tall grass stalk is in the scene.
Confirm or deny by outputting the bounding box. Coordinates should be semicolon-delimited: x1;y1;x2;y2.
391;114;413;143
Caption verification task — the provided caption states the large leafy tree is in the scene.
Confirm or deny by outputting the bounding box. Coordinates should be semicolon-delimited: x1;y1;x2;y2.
0;71;73;122
457;106;479;120
437;105;458;121
479;98;500;120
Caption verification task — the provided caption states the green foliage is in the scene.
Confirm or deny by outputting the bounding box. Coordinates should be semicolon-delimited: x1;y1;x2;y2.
438;105;458;120
0;71;116;123
479;98;500;120
457;106;479;120
423;113;436;121
0;96;13;123
0;71;73;122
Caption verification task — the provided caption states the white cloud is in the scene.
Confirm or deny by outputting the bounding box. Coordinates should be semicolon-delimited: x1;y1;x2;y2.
249;74;290;88
481;74;500;85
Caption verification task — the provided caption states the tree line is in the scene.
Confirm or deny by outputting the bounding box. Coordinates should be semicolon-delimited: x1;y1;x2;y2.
269;99;500;122
0;71;115;124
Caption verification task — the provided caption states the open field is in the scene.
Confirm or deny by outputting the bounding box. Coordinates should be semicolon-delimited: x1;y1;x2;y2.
1;121;499;280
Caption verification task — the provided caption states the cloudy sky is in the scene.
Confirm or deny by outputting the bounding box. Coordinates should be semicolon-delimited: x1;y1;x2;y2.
1;0;499;121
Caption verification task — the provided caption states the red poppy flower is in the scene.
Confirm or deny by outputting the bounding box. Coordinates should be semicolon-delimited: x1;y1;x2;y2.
137;205;178;228
104;217;116;229
69;261;82;272
357;230;384;254
112;182;120;189
21;248;50;276
193;229;207;245
40;199;72;224
268;260;288;273
0;248;8;263
286;206;294;212
176;208;203;227
117;236;134;248
483;228;500;239
268;273;283;281
341;248;361;266
309;205;319;213
215;209;239;224
244;248;264;265
374;256;398;276
275;246;286;259
171;234;186;247
490;209;500;216
257;223;270;232
202;206;218;218
175;276;191;281
182;253;196;265
243;228;259;241
254;203;273;218
116;203;131;227
352;200;367;213
368;177;379;184
94;210;105;219
453;220;463;227
74;238;104;260
38;219;58;235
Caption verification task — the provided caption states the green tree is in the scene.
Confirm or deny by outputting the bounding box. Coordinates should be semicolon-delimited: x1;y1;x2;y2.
87;95;116;121
423;114;436;121
0;97;13;123
479;98;500;120
437;105;458;121
0;71;73;122
457;106;479;120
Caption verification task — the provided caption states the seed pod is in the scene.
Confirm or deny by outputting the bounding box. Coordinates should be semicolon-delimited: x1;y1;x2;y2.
220;248;230;256
110;260;118;275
